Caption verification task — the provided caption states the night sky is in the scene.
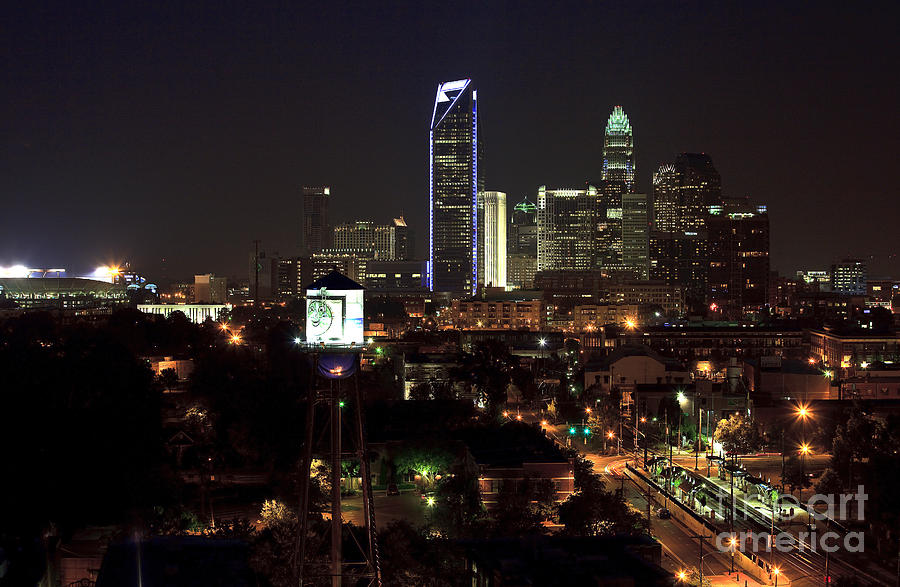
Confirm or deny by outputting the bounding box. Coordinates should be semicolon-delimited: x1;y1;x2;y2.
3;1;898;280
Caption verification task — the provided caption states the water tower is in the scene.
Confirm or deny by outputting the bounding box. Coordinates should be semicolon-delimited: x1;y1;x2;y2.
297;270;380;586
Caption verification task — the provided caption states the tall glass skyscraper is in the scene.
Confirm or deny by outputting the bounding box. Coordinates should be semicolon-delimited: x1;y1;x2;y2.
602;106;635;191
536;185;600;271
479;191;506;289
429;79;482;294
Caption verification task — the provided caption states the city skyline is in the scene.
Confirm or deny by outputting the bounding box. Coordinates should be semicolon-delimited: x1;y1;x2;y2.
2;3;898;279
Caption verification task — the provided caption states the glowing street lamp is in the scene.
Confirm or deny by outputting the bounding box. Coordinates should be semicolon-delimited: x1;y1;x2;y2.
624;318;637;330
293;337;302;344
230;334;242;344
796;405;810;419
772;566;781;587
676;570;687;582
585;407;592;415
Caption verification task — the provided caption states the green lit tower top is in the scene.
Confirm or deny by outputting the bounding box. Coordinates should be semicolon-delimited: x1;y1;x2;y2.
602;106;635;191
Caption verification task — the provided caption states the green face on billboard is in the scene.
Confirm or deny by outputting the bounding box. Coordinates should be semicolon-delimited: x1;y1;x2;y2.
307;300;333;336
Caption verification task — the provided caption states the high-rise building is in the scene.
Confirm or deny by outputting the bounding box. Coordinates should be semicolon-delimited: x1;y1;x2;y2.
249;250;274;301
479;191;506;289
194;274;227;304
310;250;369;283
649;154;722;303
508;197;537;256
429;78;482;295
392;216;410;260
596;180;626;272
301;186;331;256
649;230;707;301
621;193;649;279
652;154;722;233
273;257;303;301
707;198;770;317
332;217;411;261
507;254;537;290
536;185;601;272
602;106;635;191
831;259;867;296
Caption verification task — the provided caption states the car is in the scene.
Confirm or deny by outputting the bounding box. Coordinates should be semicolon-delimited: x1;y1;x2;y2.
386;483;400;496
657;508;671;519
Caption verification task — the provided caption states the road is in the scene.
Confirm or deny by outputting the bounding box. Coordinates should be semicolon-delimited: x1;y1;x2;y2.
530;415;893;586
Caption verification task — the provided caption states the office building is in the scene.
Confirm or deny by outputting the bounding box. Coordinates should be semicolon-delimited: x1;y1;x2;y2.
310;249;369;283
392;216;410;260
249;250;274;301
507;254;537;291
301;186;331;256
536;185;600;271
797;270;832;291
193;274;227;304
333;218;409;260
602;106;635;191
831;258;867;296
595;180;626;272
364;260;427;292
621;193;649;279
479;190;506;289
508;197;537;255
653;154;722;232
707;198;770;316
273;257;303;301
429;78;482;295
649;230;707;302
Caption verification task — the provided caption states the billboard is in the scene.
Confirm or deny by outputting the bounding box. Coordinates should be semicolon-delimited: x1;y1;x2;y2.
305;288;364;346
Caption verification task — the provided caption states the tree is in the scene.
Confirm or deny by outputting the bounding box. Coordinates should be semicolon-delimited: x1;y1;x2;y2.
489;478;551;536
782;455;808;496
814;468;843;496
394;440;455;488
714;414;761;460
559;454;646;536
377;520;468;586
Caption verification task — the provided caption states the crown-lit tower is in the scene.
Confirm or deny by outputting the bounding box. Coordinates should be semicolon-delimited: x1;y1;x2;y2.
428;79;482;295
602;106;635;191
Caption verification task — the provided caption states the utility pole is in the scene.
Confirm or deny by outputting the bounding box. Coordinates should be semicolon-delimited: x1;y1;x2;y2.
330;380;342;587
252;239;261;306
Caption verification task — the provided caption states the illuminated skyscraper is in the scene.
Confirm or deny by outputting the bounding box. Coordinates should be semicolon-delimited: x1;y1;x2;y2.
707;198;770;317
831;259;867;296
479;191;507;289
429;79;483;294
333;218;410;260
622;193;649;279
536;185;600;271
301;186;331;256
602;106;635;191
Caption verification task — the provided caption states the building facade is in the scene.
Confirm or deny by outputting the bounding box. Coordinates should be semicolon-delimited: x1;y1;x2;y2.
429;78;482;295
602;106;635;191
536;185;600;271
831;258;867;296
479;190;507;289
622;193;649;279
301;186;331;256
707;198;770;317
193;274;227;304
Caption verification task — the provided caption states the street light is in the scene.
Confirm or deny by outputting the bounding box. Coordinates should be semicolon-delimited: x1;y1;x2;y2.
772;566;781;587
676;570;687;582
728;536;737;574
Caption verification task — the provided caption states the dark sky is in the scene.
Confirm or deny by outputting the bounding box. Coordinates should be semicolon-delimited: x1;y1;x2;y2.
3;1;898;281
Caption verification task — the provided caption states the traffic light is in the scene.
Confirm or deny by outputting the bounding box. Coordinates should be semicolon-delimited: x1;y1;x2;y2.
569;426;577;435
583;427;591;436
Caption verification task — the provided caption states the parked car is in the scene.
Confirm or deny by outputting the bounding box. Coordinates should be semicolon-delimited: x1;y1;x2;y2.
386;483;399;496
